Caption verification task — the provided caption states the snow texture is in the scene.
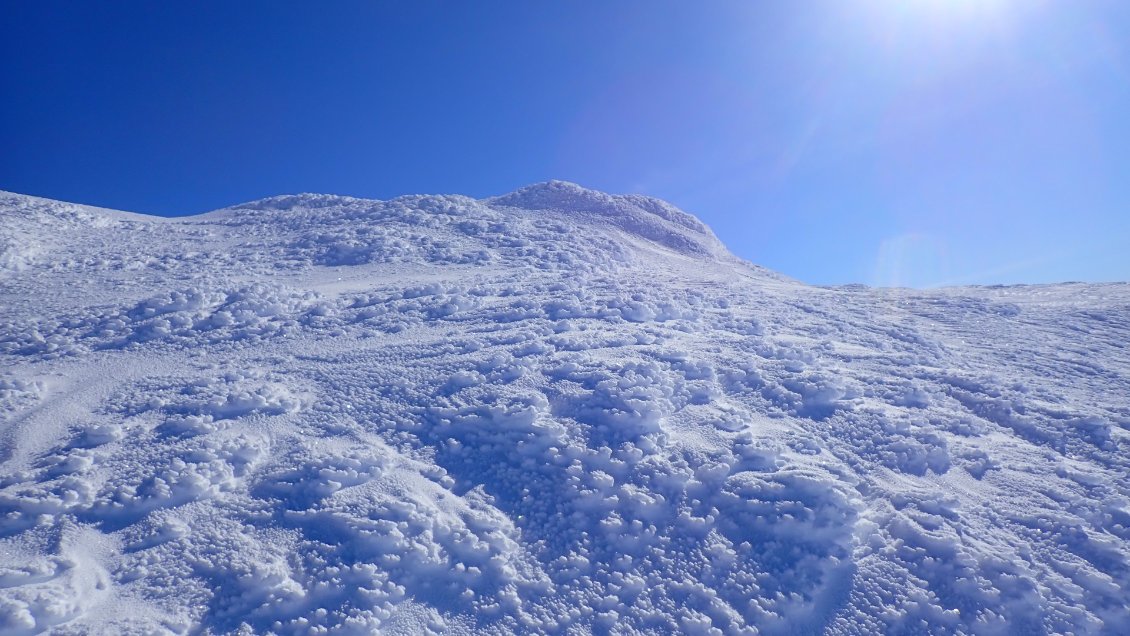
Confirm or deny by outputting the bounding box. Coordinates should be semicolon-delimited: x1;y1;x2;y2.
1;182;1128;634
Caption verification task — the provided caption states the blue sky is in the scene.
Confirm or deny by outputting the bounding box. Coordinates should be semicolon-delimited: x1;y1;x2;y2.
2;1;1128;287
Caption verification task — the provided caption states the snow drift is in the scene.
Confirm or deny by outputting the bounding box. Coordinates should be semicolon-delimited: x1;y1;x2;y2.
1;183;1128;634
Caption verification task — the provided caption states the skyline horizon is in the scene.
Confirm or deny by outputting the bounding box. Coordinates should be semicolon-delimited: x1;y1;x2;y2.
4;179;1123;290
3;2;1128;288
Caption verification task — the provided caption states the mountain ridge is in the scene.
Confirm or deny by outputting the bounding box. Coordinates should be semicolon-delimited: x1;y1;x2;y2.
2;181;733;267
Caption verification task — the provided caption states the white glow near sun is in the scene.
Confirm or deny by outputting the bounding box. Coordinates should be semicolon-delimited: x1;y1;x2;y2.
898;0;1012;24
857;0;1021;52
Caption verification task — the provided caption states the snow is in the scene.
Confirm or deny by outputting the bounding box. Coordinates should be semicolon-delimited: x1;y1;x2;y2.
1;182;1128;634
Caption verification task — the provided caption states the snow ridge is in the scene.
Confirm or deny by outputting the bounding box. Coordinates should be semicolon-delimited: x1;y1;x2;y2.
488;180;725;258
1;186;1128;635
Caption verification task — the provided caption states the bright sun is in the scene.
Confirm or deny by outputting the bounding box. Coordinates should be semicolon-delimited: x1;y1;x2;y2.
861;0;1020;48
903;0;1011;23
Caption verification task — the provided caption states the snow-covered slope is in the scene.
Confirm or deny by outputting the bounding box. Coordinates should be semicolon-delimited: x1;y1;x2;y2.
1;183;1128;635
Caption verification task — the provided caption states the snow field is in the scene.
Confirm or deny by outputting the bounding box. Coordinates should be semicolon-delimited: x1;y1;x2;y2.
1;183;1128;634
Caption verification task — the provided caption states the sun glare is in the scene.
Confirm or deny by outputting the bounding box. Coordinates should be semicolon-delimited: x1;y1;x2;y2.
895;0;1013;25
853;0;1024;68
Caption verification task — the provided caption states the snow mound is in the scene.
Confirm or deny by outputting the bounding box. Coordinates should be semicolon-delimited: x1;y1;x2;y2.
489;180;726;258
1;186;1129;634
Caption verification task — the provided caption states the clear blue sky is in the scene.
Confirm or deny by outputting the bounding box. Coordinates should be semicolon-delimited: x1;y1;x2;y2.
3;1;1129;287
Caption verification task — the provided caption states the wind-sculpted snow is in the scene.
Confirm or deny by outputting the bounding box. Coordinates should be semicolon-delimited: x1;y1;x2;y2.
487;180;725;259
1;186;1129;634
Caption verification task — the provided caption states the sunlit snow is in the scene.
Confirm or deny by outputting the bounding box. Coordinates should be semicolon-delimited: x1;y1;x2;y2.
1;182;1127;634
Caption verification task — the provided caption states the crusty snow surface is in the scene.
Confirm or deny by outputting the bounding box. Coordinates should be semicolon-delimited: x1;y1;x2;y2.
1;182;1128;635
